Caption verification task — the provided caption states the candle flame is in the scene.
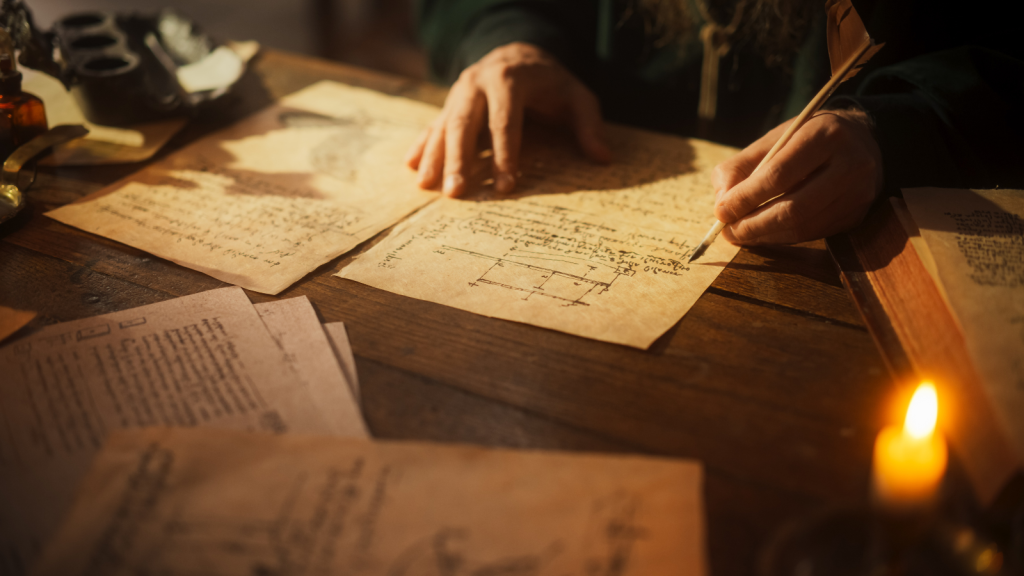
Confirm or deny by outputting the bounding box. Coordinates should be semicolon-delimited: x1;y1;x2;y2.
904;382;938;439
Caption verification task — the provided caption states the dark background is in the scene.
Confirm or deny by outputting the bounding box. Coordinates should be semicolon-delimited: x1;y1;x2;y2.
34;0;428;79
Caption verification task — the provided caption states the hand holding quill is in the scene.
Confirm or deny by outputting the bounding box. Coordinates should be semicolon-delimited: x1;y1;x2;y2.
688;0;884;261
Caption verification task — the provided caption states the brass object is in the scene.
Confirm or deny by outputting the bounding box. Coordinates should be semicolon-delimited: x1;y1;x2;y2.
0;124;88;224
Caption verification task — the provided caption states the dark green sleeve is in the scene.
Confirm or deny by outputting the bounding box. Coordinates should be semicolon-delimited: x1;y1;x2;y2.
840;46;1024;192
417;0;597;84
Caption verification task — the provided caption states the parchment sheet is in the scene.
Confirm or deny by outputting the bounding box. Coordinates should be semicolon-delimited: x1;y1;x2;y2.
903;188;1024;458
340;125;741;348
46;81;439;294
255;298;367;437
0;305;35;343
33;427;706;576
323;321;360;403
0;287;364;575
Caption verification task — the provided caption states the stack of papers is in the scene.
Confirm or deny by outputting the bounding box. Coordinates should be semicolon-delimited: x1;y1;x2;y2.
0;287;366;573
0;288;707;576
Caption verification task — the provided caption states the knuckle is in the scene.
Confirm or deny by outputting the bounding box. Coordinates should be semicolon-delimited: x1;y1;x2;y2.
823;120;846;143
728;220;750;243
494;61;516;80
731;219;760;244
456;67;477;85
489;115;511;135
776;200;799;227
761;162;786;192
490;112;509;128
732;195;755;216
713;162;742;190
446;115;471;132
445;157;464;173
774;201;807;242
712;163;730;184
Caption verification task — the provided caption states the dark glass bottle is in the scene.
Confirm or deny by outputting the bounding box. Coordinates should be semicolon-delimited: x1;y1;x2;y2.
0;32;47;161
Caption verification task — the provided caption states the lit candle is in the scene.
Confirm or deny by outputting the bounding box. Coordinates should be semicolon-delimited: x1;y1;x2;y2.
871;382;948;510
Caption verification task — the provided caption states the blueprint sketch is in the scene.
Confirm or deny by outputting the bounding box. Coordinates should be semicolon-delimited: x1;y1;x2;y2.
33;428;705;576
340;126;741;348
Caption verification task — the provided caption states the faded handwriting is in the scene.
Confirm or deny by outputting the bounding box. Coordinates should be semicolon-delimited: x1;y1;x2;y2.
7;317;276;461
947;209;1024;288
94;174;367;270
57;439;665;576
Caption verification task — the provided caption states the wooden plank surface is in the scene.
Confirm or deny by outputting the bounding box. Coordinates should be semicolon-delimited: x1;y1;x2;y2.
0;49;898;576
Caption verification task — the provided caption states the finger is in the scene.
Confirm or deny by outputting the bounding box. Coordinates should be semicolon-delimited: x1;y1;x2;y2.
712;120;792;200
723;171;831;245
724;155;872;245
417;116;446;190
715;121;830;223
723;185;866;245
404;126;432;170
568;85;611;163
442;89;487;197
485;83;523;194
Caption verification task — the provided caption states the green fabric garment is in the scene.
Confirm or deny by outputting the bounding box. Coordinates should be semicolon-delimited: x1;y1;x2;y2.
417;0;1024;192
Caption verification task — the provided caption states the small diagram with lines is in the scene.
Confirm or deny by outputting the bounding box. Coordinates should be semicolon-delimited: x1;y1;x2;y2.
444;245;636;307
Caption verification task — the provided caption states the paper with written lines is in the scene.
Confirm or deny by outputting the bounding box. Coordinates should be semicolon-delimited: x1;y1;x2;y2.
340;125;741;348
0;287;365;576
254;297;368;438
903;188;1024;458
46;81;438;294
33;427;706;576
323;321;361;402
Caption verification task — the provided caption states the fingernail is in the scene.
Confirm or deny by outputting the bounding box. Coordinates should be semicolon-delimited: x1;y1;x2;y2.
443;173;463;197
495;172;515;194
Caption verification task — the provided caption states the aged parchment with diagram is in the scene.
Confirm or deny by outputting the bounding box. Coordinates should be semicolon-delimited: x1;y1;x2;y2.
340;125;741;348
32;427;705;576
47;82;437;295
46;79;739;344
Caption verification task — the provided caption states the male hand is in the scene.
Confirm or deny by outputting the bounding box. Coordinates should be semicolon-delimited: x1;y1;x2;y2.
712;108;884;244
405;42;612;198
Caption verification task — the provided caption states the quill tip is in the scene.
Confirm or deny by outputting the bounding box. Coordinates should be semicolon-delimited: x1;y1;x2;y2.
687;244;709;264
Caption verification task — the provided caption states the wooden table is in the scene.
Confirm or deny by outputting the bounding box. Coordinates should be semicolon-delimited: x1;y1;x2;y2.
0;50;900;576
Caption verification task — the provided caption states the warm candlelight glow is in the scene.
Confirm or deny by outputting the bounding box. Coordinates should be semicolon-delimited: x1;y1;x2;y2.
872;382;948;510
904;382;938;439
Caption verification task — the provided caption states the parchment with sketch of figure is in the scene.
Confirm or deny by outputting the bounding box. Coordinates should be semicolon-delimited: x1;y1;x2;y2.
46;81;438;295
340;125;741;348
31;427;706;576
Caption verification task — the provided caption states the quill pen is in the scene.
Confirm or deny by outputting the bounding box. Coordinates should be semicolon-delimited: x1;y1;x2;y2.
687;0;884;263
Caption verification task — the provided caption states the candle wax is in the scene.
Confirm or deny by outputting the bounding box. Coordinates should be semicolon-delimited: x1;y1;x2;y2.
872;425;948;509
